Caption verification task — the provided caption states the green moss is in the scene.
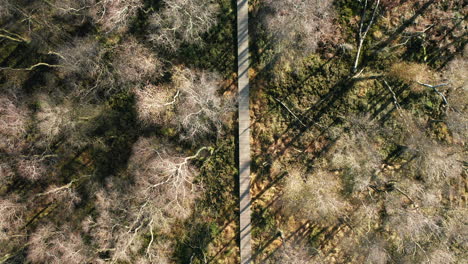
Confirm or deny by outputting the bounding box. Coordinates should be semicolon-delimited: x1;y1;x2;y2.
309;226;327;248
161;127;176;137
251;205;276;238
334;0;361;36
174;221;213;264
196;136;237;218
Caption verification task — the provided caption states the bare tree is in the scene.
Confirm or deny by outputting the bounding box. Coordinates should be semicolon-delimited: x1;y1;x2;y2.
445;88;467;144
444;50;467;143
113;38;163;84
134;67;234;141
281;169;348;224
364;240;390;264
445;49;467;90
0;208;27;261
55;38;100;74
81;188;123;255
0;197;26;247
148;0;220;51
262;0;336;61
29;92;103;151
56;37;115;99
82;188;134;263
45;0;91;16
27;224;89;264
35;96;75;145
129;137;204;212
398;112;464;185
135;242;171;264
134;84;179;125
340;234;390;264
89;0;144;33
91;186;148;263
410;142;463;184
410;143;463;185
347;202;381;235
442;210;468;254
386;206;441;260
329;115;384;193
84;185;175;262
0;94;60;181
0;94;29;154
81;137;207;262
80;173;165;263
353;0;381;72
427;249;456;264
58;36;161;99
172;67;234;141
36;180;82;212
0;161;14;184
265;241;318;264
15;155;49;181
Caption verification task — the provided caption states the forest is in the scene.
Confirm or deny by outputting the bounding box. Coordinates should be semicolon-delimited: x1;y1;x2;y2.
0;0;466;263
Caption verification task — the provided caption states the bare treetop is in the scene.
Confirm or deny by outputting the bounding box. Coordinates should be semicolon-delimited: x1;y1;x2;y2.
129;137;201;212
329;114;384;193
262;0;336;58
281;169;348;224
114;38;163;84
90;0;144;33
56;37;116;99
148;0;220;51
173;67;233;141
0;197;25;244
135;67;234;141
0;95;29;153
27;224;89;264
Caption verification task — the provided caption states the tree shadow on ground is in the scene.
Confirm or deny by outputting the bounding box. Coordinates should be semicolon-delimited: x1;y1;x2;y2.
173;136;239;263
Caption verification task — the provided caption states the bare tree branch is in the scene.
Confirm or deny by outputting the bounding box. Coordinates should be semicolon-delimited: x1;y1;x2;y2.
383;79;401;109
273;97;307;127
416;81;449;105
0;63;62;71
0;29;29;42
353;0;380;73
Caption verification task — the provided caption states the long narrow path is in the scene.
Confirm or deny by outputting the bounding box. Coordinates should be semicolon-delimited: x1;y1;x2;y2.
237;0;252;263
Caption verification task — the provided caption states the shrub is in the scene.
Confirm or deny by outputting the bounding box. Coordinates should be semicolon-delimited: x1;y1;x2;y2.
387;62;433;93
